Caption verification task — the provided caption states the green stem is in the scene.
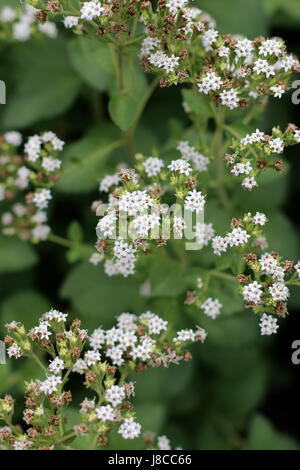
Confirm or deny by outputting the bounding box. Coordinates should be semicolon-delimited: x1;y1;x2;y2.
30;351;48;375
211;110;231;211
61;139;125;177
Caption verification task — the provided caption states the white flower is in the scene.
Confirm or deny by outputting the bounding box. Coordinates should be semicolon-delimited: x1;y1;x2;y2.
118;417;141;439
220;89;239;110
105;385;125;407
99;173;119;192
72;359;87;375
294;261;300;277
4;131;22;146
212;236;228;256
157;435;171;450
294;129;300;143
80;1;103;20
89;253;104;265
45;308;68;323
40;376;62;395
140;36;161;57
269;137;284;154
25;135;42;162
33;189;52;210
41;156;61;172
242;176;258;190
253;59;275;78
130;336;155;361
96;212;117;238
226;227;250;247
84;350;101;366
202;29;218;50
132;213;160;237
184;189;205;214
166;0;188;15
119;191;153;216
201;298;222;319
143;157;164;177
95;405;115;422
64;16;79;28
259;39;283;57
259;313;279;335
198;71;222;94
1;212;13;226
234;38;254;58
270;85;285;99
195;222;215;246
13;21;32;41
269;282;289;301
7;343;22;359
49;357;65;375
252;212;267;226
32;224;51;241
168;159;192;176
0;6;17;22
173;216;187;237
173;329;195;343
38;22;57;39
90;327;106;349
146;313;168;335
243;281;263;305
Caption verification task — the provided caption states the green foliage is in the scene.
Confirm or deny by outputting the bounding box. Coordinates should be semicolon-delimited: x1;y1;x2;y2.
0;235;38;273
2;39;81;129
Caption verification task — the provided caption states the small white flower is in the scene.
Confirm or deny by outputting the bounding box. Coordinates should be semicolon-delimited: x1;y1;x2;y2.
118;417;141;440
49;357;65;375
259;313;279;335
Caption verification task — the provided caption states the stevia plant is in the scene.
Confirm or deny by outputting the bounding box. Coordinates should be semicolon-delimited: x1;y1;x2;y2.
0;0;300;450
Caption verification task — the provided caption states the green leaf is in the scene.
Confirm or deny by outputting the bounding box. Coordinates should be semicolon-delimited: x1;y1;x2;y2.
56;123;121;193
210;362;267;428
68;37;114;91
67;221;83;243
208;276;244;316
0;236;38;273
133;361;194;402
181;89;214;119
0;289;51;333
263;0;300;22
149;257;187;297
60;262;147;330
194;311;259;348
195;0;268;37
2;38;81;129
264;212;299;260
0;362;12;393
108;92;139;131
245;414;300;450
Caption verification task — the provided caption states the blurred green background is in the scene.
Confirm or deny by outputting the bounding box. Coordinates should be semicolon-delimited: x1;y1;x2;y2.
0;0;300;449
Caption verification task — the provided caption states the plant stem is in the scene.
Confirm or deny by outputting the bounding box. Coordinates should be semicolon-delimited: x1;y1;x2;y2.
61;138;125;177
30;351;48;375
211;109;231;211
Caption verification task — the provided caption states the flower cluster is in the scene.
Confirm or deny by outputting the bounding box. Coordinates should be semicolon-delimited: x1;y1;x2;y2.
91;149;206;277
0;131;64;242
0;308;204;450
225;124;300;190
0;3;57;42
